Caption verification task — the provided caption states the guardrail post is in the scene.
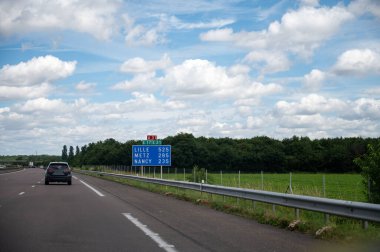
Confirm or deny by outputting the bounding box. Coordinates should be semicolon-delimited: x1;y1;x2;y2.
362;220;368;229
295;208;300;220
272;204;276;214
324;214;329;224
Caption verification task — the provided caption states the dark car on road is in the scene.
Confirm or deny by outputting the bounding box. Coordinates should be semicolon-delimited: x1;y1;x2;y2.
45;162;72;185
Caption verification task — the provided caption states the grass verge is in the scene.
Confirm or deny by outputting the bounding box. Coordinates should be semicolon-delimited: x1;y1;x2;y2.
76;170;380;243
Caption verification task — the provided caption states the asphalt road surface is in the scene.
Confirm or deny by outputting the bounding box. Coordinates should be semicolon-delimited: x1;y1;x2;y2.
0;168;342;252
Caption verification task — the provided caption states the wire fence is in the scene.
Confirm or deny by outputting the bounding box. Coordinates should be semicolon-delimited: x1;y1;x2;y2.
79;165;366;202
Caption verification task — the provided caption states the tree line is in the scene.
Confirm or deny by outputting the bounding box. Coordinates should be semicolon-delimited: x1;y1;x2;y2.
62;133;380;173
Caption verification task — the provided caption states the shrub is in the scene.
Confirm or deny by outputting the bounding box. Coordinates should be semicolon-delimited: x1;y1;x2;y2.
354;143;380;203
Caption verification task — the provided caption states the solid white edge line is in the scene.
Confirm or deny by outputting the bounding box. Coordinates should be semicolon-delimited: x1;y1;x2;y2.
0;168;25;176
19;192;25;195
73;176;78;180
122;213;177;252
79;179;105;197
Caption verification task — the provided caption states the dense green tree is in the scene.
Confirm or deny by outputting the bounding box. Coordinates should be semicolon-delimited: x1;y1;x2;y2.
66;134;378;173
61;145;68;161
68;146;74;164
75;146;80;156
354;143;380;203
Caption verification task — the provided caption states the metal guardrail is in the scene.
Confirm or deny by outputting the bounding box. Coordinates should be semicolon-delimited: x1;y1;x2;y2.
78;170;380;223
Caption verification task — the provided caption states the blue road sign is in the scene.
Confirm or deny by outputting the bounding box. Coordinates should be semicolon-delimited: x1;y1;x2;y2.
132;145;171;166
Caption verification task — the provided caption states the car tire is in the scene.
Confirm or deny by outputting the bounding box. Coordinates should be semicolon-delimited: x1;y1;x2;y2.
68;180;72;185
45;180;49;185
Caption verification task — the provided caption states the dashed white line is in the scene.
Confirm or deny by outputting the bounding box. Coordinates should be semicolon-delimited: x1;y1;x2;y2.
122;213;177;252
19;192;25;196
32;185;35;188
79;179;105;197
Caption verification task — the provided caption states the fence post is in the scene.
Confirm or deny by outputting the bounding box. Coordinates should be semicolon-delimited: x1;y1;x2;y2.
206;169;208;184
183;168;185;181
368;175;371;202
261;171;264;190
362;220;368;229
295;208;300;220
323;174;326;197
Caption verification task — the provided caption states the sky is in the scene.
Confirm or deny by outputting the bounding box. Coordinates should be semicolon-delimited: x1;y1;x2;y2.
0;0;379;155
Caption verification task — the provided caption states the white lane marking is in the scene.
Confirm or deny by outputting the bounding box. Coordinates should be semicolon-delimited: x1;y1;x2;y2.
32;185;35;188
19;192;25;195
37;181;41;184
0;169;25;176
79;180;104;197
73;176;78;180
122;213;177;252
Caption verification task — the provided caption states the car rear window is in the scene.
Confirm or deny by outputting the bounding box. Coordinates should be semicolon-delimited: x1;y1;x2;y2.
49;163;69;169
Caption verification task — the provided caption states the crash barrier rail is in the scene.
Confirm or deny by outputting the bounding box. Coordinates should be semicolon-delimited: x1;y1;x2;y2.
78;170;380;223
0;165;24;172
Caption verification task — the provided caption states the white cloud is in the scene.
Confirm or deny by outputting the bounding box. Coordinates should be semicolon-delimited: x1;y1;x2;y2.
0;0;120;40
299;0;320;7
201;4;353;73
177;117;209;127
244;50;291;73
333;49;380;76
274;94;347;116
19;97;66;113
200;28;234;41
0;83;52;101
75;81;97;92
348;0;380;19
0;55;76;87
120;54;171;73
112;72;158;92
161;59;281;100
304;69;326;91
247;116;264;128
364;87;380;95
123;14;166;46
352;98;380;119
168;16;235;29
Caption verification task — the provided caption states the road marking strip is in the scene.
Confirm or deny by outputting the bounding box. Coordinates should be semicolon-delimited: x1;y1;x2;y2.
19;192;25;195
122;213;177;252
32;185;35;188
73;176;78;180
79;179;105;197
0;169;25;176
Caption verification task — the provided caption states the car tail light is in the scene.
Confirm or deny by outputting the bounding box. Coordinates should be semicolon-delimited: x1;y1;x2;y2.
64;168;70;174
47;168;54;174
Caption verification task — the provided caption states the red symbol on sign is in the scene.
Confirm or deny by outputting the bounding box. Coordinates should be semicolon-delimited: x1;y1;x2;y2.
147;135;157;140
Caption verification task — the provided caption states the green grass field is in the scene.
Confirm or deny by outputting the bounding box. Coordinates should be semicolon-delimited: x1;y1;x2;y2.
93;166;366;202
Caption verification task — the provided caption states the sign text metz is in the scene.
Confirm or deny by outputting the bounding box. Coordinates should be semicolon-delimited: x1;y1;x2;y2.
132;145;171;166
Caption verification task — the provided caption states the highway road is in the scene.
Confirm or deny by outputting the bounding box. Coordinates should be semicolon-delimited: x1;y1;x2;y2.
0;168;332;251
